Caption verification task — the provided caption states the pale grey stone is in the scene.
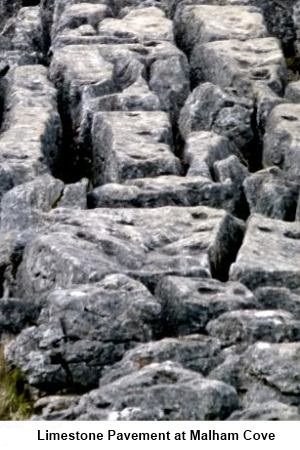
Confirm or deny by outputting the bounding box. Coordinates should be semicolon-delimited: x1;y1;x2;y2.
91;111;181;185
230;214;300;290
156;276;257;335
263;104;300;182
14;205;244;298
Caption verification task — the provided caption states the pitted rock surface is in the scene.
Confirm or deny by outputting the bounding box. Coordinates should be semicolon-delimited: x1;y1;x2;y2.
1;0;300;421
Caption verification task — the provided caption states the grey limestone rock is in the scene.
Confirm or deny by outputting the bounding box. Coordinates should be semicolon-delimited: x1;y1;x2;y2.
54;361;239;420
212;342;300;408
0;175;64;231
91;111;181;185
13;205;244;299
297;194;300;221
98;7;174;44
230;214;300;290
175;5;267;53
0;6;43;60
214;155;250;218
100;335;223;385
5;274;161;392
88;175;239;213
33;395;80;421
156;276;257;335
2;0;300;422
207;309;300;345
263;104;300;182
243;167;299;221
0;65;61;193
0;298;39;338
183;131;239;179
57;178;88;209
228;401;300;420
179;83;254;157
255;287;300;319
191;38;286;97
285;80;300;103
55;3;112;36
214;155;249;185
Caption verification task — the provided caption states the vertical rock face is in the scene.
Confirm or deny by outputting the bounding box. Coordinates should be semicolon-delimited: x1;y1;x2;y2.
1;0;300;422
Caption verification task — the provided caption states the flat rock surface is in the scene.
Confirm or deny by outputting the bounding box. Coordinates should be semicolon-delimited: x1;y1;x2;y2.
6;274;161;391
156;276;257;335
44;362;239;420
14;205;244;299
1;0;300;422
191;37;286;96
91;111;181;185
230;215;300;290
263;103;300;182
175;5;267;52
88;175;238;213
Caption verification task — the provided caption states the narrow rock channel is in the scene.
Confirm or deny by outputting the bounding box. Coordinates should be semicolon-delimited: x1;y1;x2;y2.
0;0;300;420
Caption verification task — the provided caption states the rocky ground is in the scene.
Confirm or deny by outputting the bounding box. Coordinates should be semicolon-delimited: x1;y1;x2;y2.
0;0;300;421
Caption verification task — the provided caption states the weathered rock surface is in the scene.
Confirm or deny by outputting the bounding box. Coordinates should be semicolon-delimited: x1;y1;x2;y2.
191;37;286;97
156;276;257;335
179;83;254;156
91;111;181;185
255;287;300;319
230;215;300;290
175;5;267;53
5;274;161;392
183;131;240;179
243;167;299;220
0;298;39;338
0;175;64;231
98;7;174;44
1;0;300;422
40;362;238;420
14;205;244;299
211;342;300;408
228;401;300;420
207;309;300;345
88;175;239;213
0;65;61;195
100;335;223;385
263;104;300;182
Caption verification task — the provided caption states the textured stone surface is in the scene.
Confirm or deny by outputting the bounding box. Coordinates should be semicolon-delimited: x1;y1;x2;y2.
100;335;223;385
183;131;239;179
179;83;254;155
228;401;300;420
191;38;286;97
88;175;239;213
175;5;267;52
243;167;299;220
263;104;300;182
98;7;174;43
1;175;64;231
0;65;61;194
0;298;39;338
91;111;181;185
156;276;257;335
211;342;300;408
1;0;300;422
255;287;300;319
44;362;239;420
14;205;244;299
230;215;300;290
207;309;300;345
5;274;161;392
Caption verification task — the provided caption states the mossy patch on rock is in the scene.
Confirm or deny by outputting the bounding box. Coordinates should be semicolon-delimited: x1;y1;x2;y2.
0;343;33;420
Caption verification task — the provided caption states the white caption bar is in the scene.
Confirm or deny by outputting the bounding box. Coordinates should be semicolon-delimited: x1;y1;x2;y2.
0;421;298;450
